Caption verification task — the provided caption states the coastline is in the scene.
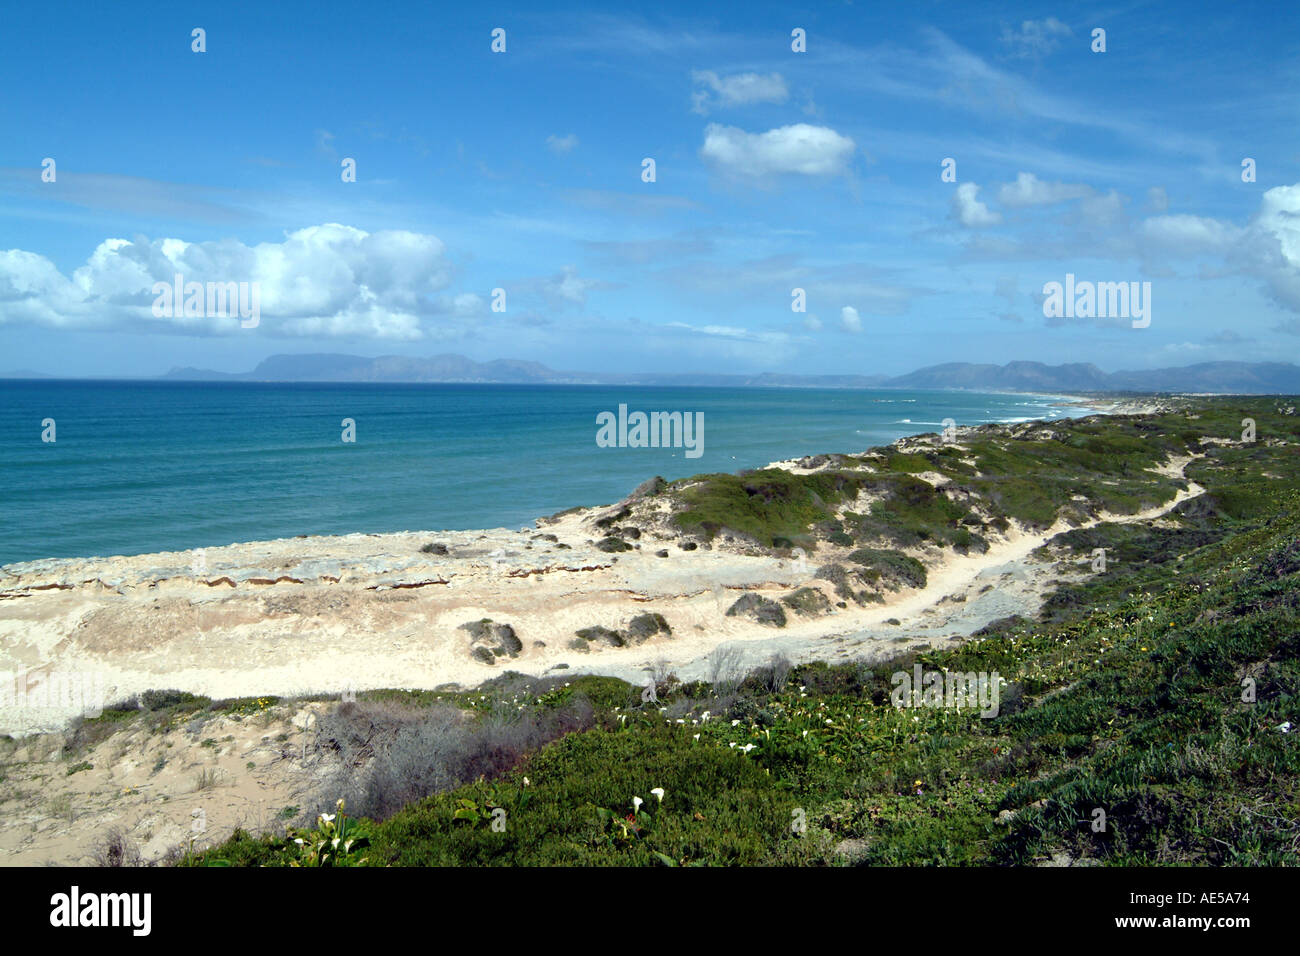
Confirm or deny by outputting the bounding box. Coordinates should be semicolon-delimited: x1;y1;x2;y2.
1;397;1182;736
1;397;1229;866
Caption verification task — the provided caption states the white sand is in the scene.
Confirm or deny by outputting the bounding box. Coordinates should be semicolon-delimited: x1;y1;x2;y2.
0;452;1203;734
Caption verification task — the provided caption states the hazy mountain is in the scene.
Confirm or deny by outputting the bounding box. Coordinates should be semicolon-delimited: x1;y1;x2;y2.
141;353;1300;393
159;353;889;387
886;361;1113;391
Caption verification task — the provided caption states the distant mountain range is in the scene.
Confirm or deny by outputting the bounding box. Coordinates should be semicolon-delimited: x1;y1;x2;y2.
5;354;1299;393
152;353;892;388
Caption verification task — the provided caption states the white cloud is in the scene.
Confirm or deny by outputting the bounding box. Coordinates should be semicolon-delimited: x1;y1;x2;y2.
1256;184;1300;264
840;306;862;332
1252;184;1300;312
691;71;789;114
803;315;822;331
1135;184;1300;314
700;123;856;178
1142;214;1239;251
999;18;1072;59
997;172;1091;207
0;223;457;339
446;292;486;317
951;182;1001;227
546;133;579;154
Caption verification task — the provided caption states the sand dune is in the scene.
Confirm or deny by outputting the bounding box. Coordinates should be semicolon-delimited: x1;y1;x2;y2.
0;450;1203;735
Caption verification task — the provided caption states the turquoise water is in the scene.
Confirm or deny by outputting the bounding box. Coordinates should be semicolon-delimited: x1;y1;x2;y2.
0;381;1098;564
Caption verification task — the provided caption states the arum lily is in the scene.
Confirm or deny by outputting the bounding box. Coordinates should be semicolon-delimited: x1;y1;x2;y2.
650;788;665;802
632;796;644;812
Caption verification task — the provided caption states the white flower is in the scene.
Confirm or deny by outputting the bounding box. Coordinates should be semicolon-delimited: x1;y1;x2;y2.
739;744;755;753
523;776;530;787
320;813;336;823
650;788;665;802
632;796;644;811
1279;722;1293;734
693;733;701;741
731;719;741;726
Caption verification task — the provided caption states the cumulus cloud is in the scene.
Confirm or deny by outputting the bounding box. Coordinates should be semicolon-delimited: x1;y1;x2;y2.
1000;18;1072;59
1253;184;1300;312
1131;184;1300;315
0;223;458;339
951;182;1001;227
546;133;579;154
998;172;1092;207
691;71;789;113
840;306;862;332
700;123;856;178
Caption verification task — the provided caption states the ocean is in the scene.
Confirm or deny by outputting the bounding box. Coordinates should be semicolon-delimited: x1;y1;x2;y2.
0;381;1099;564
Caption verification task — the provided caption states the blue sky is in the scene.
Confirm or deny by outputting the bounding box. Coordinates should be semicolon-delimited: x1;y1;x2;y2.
1;0;1298;377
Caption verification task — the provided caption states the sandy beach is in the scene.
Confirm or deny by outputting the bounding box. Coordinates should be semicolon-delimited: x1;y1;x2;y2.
0;410;1189;735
